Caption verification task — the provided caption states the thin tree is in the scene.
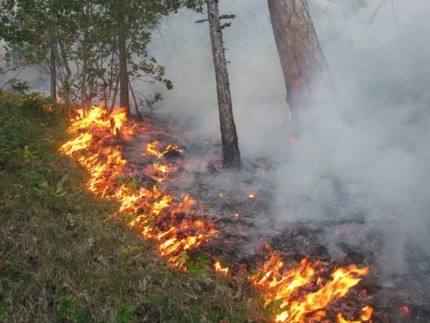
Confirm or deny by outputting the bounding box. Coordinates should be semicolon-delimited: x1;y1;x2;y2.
117;6;130;113
206;0;241;168
267;0;334;119
49;44;57;102
102;0;193;115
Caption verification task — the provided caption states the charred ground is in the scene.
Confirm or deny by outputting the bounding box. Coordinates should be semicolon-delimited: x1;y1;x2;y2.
123;113;430;322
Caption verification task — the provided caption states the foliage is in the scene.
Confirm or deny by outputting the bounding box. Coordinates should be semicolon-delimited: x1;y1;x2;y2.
186;253;211;276
56;296;90;323
116;303;135;323
0;0;205;111
6;78;30;94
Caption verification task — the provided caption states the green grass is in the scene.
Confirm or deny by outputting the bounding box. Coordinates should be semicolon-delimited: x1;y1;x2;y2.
0;92;249;322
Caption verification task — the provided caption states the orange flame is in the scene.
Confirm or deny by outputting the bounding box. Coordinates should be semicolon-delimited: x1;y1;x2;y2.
60;132;93;154
214;261;229;276
60;106;215;270
250;252;373;322
146;163;172;182
61;106;373;320
337;306;373;323
146;141;183;159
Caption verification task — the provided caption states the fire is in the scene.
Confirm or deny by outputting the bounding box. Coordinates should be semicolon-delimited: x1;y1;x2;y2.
60;132;92;154
61;106;373;320
361;306;373;321
60;106;216;270
146;140;183;159
250;252;373;322
214;261;229;275
144;163;172;182
337;306;373;323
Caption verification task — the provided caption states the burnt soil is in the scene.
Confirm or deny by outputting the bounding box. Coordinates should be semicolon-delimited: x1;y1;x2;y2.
124;115;430;323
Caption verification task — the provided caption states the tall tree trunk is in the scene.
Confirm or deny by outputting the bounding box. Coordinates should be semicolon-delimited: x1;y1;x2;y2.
81;31;90;113
267;0;334;118
129;79;143;121
110;75;119;113
81;54;89;115
107;45;116;108
58;37;72;115
49;44;57;103
206;0;241;168
118;32;130;114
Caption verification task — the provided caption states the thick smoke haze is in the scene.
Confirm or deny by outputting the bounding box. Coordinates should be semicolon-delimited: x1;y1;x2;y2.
150;1;286;155
149;0;430;279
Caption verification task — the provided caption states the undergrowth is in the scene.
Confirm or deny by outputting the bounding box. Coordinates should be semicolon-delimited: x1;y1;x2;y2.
0;92;248;322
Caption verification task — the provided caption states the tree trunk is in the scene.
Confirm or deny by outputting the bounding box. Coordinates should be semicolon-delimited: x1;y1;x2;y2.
129;79;143;121
118;32;130;114
50;44;57;103
267;0;334;118
106;45;116;108
81;31;90;113
58;37;72;114
206;0;241;168
110;75;119;113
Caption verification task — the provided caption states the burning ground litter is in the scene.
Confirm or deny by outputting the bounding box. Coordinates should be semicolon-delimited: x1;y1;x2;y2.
58;106;383;323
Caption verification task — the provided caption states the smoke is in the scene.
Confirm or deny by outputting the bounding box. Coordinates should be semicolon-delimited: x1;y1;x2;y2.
149;0;430;284
149;1;287;156
280;0;430;278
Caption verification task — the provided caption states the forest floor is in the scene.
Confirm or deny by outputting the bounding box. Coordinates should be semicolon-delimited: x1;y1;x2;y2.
0;93;249;323
2;93;428;323
122;111;429;323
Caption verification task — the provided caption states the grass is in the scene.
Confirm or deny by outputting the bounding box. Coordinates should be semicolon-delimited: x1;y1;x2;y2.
0;92;249;322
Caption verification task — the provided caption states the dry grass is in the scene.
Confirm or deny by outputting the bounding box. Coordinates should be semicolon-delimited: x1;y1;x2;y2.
0;94;250;322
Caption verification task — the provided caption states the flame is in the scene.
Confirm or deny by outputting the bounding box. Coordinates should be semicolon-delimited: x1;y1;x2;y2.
361;306;374;321
61;106;373;319
337;306;373;323
60;106;215;270
250;252;373;322
214;261;229;276
144;162;172;183
60;132;93;154
146;140;183;159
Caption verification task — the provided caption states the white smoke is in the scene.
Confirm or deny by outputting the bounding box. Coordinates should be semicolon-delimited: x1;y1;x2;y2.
149;0;430;280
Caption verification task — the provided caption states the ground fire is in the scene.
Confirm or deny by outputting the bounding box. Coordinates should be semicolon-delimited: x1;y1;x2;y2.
60;106;373;322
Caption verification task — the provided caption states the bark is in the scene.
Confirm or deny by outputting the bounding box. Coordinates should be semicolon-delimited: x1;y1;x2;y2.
106;45;116;108
118;31;130;114
206;0;241;168
267;0;334;118
58;37;72;115
49;44;57;103
81;31;90;113
129;79;143;121
110;75;119;113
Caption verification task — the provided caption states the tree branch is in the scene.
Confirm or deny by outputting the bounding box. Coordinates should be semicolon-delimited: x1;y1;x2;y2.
368;0;390;26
